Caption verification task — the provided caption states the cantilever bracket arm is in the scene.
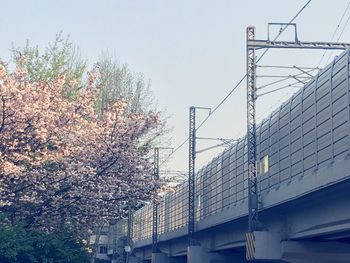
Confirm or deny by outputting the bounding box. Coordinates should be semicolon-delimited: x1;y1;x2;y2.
248;39;350;50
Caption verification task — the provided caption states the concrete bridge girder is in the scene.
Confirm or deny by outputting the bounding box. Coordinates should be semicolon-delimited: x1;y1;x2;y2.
187;246;247;263
281;240;350;263
151;246;248;263
250;231;350;263
134;182;350;263
152;252;186;263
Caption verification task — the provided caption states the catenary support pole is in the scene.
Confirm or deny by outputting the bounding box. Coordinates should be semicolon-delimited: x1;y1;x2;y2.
188;106;196;246
152;147;160;253
246;26;259;232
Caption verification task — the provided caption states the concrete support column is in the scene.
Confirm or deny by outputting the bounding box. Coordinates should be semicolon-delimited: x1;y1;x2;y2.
246;231;282;260
285;261;314;263
128;256;141;263
152;252;169;263
187;246;246;263
281;241;350;263
152;252;186;263
115;256;142;263
246;231;350;263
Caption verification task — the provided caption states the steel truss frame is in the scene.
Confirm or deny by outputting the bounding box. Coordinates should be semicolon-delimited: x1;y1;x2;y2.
246;24;350;234
152;148;160;253
188;106;196;246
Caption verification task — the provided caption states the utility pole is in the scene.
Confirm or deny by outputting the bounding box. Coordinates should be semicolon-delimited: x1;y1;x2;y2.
188;106;196;246
188;106;211;246
126;204;133;263
152;147;160;253
152;147;173;254
245;22;350;260
246;26;259;232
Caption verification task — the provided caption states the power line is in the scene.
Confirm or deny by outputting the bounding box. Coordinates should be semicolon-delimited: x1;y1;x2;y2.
256;88;295;123
258;81;302;97
196;76;246;131
324;10;350;65
257;71;314;90
160;0;312;167
257;75;311;79
337;12;350;42
159;76;245;167
256;0;312;64
257;65;318;70
317;1;350;67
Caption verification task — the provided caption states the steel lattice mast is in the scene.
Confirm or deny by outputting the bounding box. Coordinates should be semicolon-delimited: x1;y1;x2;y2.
187;106;211;246
152;147;160;253
126;204;133;263
188;106;196;246
246;26;259;232
245;23;350;234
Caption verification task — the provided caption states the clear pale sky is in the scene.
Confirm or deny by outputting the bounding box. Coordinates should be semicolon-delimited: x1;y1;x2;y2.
1;0;350;174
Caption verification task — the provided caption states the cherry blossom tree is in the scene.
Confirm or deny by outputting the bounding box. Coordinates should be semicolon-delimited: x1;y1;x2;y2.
0;57;163;237
10;35;170;147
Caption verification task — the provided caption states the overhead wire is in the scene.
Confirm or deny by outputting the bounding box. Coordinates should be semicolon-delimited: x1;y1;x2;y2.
324;11;350;65
317;0;350;67
258;81;302;97
324;15;350;65
256;88;296;123
258;0;350;124
255;0;312;64
257;75;311;79
257;70;315;90
160;0;312;167
159;74;246;167
256;68;317;123
257;65;319;70
337;12;350;42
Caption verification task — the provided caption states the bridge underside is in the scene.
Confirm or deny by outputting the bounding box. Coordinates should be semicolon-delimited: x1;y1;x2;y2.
133;178;350;263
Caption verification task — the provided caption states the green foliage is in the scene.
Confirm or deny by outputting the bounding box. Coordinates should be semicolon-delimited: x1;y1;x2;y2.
94;53;171;147
10;33;161;117
95;53;154;116
11;32;87;99
0;219;89;263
